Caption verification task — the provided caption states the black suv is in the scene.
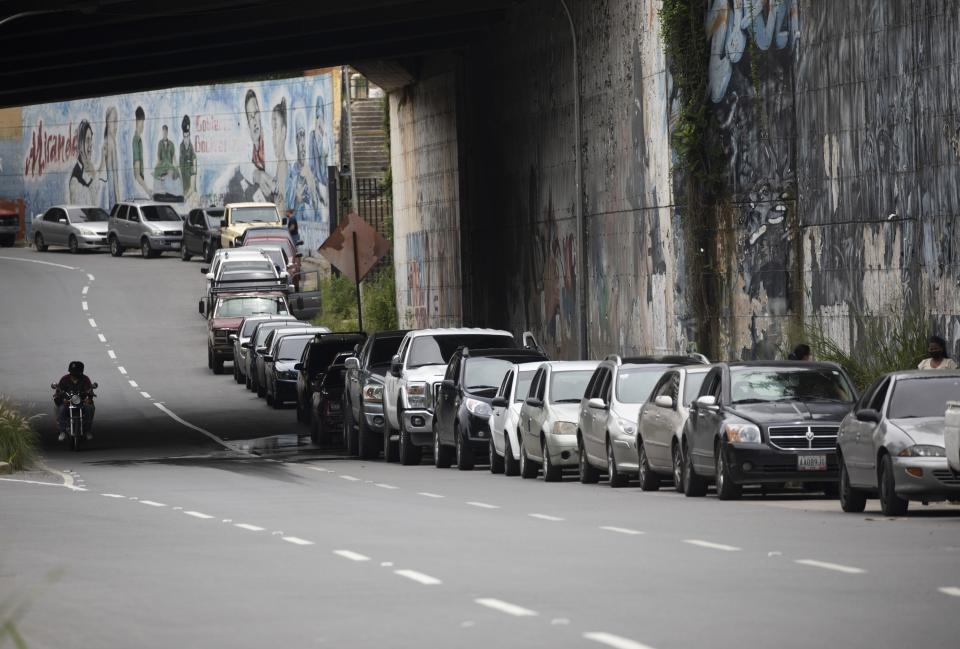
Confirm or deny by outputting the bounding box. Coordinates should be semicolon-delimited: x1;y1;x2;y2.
682;361;857;499
434;347;549;470
181;207;224;263
295;332;367;426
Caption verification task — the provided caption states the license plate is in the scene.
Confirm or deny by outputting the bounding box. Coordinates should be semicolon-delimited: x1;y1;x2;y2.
329;403;341;411
798;454;827;471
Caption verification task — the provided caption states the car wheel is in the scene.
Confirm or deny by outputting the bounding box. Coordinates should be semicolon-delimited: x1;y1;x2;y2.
683;441;708;497
180;244;191;261
608;439;631;488
519;437;538;479
265;389;274;406
35;232;48;252
271;385;283;409
202;242;211;263
636;442;658;490
578;439;599;484
671;442;685;493
715;443;742;500
358;413;379;460
68;235;79;254
879;453;908;516
245;372;253;390
232;360;241;383
503;434;520;477
140;238;153;258
256;381;265;398
109;235;123;256
344;400;359;456
314;414;331;446
207;348;213;370
212;355;224;375
541;437;561;482
433;421;453;468
489;438;505;474
399;423;421;466
839;454;867;512
309;411;320;443
455;425;474;471
383;423;400;463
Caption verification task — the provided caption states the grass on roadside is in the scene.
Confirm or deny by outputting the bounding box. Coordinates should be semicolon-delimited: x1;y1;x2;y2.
0;398;39;472
311;264;398;333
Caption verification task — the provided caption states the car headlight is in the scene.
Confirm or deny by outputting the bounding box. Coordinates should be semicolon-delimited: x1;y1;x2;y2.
617;418;637;435
363;383;384;404
552;421;577;435
724;423;761;444
234;236;243;245
78;227;94;236
465;397;492;418
406;382;429;408
898;445;945;457
278;370;298;380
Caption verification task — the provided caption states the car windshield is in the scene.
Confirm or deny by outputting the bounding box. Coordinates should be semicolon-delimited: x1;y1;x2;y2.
71;208;109;222
369;337;404;373
241;318;273;336
232;207;279;224
888;376;960;419
729;367;855;404
254;323;295;347
616;368;668;403
141;205;181;222
222;261;273;273
550;370;594;403
515;370;536;402
215;296;287;318
277;336;311;361
407;334;515;368
205;213;223;228
683;370;709;406
259;248;286;269
464;358;512;392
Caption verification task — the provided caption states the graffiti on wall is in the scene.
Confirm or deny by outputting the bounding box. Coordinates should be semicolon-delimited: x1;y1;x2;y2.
21;75;334;252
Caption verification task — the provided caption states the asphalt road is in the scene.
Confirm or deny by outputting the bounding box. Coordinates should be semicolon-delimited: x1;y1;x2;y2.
1;247;959;649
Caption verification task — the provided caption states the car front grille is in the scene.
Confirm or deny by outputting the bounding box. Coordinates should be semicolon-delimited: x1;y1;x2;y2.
932;470;960;486
756;460;839;473
767;425;840;450
0;216;17;227
163;230;181;237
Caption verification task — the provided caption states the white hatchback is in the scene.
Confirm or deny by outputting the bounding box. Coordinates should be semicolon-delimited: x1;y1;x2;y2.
488;362;542;476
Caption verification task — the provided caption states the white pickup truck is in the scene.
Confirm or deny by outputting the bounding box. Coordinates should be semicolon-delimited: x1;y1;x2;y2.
382;328;529;465
219;202;284;248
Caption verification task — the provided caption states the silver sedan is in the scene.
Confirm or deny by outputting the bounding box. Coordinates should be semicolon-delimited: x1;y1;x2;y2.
33;205;110;253
837;370;960;515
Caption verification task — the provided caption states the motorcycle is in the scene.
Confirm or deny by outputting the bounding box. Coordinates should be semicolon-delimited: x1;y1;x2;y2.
52;381;97;451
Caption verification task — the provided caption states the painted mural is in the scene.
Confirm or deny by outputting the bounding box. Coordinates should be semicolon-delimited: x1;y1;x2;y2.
20;75;335;253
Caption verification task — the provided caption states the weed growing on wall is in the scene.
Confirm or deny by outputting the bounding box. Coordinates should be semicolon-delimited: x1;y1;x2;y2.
311;265;398;333
0;398;38;472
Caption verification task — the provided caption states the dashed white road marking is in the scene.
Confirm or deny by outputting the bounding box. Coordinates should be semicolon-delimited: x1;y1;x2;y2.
418;492;444;498
394;569;442;585
0;256;76;270
340;475;360;482
466;501;499;509
282;536;314;546
118;366;127;374
583;631;657;649
307;466;333;473
600;526;644;536
86;273;95;281
128;380;139;388
475;598;538;617
794;559;865;574
82;285;89;295
139;500;166;507
140;392;152;399
153;403;233;450
88;318;97;328
380;561;394;567
107;349;116;359
184;511;214;519
939;587;960;597
374;483;399;490
97;333;106;343
101;493;125;498
81;301;88;311
235;523;264;531
0;478;86;492
334;550;371;562
683;539;741;552
529;513;564;522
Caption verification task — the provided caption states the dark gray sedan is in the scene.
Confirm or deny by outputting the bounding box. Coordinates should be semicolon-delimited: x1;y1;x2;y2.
837;370;960;515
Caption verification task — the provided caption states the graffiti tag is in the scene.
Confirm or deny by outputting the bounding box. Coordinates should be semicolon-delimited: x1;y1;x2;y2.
24;120;77;178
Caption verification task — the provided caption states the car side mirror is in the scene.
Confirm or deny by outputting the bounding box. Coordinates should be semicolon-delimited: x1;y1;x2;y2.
654;395;674;409
241;342;251;349
696;395;717;408
198;299;205;315
492;396;508;408
205;272;214;281
442;379;456;391
50;383;58;389
525;397;544;409
345;357;360;370
220;219;228;227
855;408;881;424
294;363;302;371
296;253;304;258
262;355;274;363
200;267;209;274
588;397;607;410
390;356;402;378
91;382;98;389
228;334;237;343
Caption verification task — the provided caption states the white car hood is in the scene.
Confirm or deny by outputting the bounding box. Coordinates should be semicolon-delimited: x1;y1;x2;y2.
405;364;447;383
547;402;581;424
79;222;110;233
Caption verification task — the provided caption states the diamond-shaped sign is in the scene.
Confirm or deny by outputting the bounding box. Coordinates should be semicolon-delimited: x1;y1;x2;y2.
318;212;390;283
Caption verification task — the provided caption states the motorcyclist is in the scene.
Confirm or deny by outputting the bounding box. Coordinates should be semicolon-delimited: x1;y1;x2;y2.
55;361;96;441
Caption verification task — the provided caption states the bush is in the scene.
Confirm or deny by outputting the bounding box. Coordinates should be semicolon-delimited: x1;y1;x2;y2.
0;398;39;471
311;264;397;333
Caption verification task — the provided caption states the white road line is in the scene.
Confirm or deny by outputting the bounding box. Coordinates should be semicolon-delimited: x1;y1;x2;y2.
529;513;564;522
466;501;499;509
340;475;360;481
334;550;371;562
234;524;264;531
153;402;233;450
939;587;960;597
107;349;116;359
140;392;152;399
88;318;97;328
374;483;399;490
475;598;538;617
794;559;865;574
82;285;89;295
118;366;127;374
418;492;444;498
86;273;95;281
97;333;106;343
307;466;333;473
583;631;657;649
394;569;442;585
600;526;644;535
0;256;76;270
282;536;314;546
184;511;214;519
81;301;88;310
128;380;139;388
0;478;86;491
139;500;166;507
683;539;741;552
101;493;125;498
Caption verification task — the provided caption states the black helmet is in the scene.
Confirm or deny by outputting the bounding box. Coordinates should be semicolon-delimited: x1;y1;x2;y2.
68;361;84;376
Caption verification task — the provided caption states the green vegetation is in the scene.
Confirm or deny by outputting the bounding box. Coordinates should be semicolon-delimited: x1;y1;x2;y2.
1;568;64;649
0;398;38;472
311;264;398;333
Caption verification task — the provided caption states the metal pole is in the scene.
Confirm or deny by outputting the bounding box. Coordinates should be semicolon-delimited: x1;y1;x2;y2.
343;66;360;212
353;231;363;332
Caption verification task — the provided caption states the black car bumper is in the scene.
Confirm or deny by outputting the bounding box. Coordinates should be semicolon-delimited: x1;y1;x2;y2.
276;379;298;402
722;444;839;484
462;413;493;452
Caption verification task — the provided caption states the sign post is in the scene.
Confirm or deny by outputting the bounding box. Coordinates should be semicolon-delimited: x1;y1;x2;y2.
352;231;363;332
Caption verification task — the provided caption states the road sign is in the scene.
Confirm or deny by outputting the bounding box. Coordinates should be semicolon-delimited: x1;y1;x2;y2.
318;212;390;283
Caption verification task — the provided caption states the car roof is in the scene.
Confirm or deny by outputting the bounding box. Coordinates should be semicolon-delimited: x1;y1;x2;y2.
116;199;173;207
516;361;545;371
722;360;843;370
618;355;709;366
887;369;960;380
543;360;600;372
227;202;279;209
372;329;411;339
52;204;103;211
463;348;549;362
407;328;514;338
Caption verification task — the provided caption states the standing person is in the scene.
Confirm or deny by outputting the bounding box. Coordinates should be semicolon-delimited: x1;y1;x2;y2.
918;335;958;370
99;106;119;209
68;120;100;205
788;343;811;361
271;99;288;214
285;208;300;245
179;115;197;201
132;106;151;197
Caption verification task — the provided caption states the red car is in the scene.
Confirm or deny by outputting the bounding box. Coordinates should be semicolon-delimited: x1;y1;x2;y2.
241;230;301;280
